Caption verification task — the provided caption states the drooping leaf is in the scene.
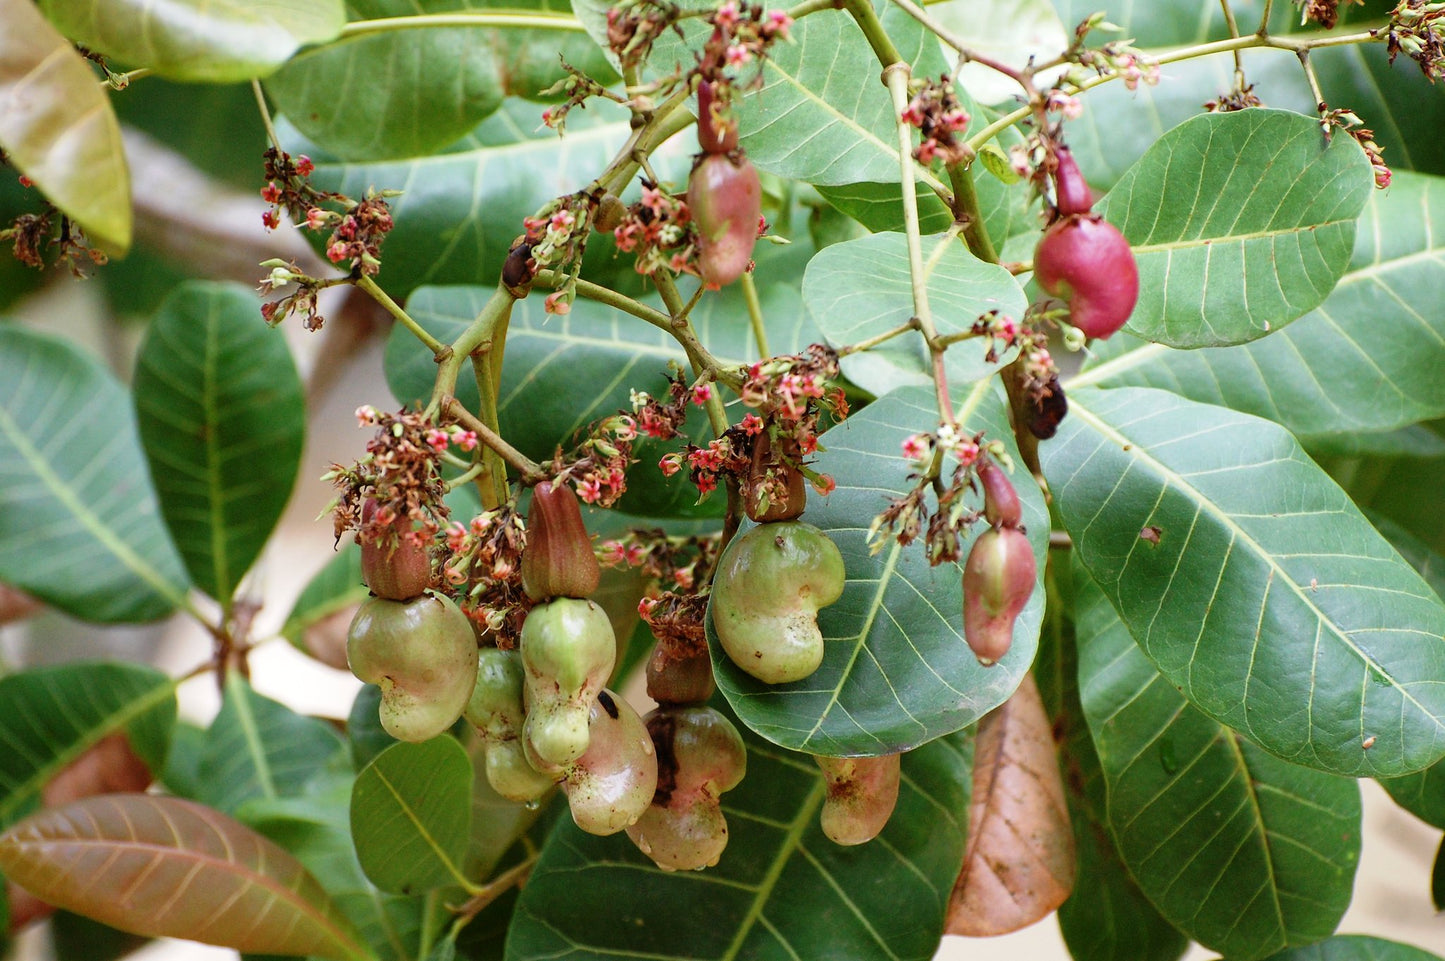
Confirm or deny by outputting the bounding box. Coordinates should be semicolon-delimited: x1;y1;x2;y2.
1253;935;1445;961
1379;759;1445;832
37;0;347;82
802;232;1028;396
0;663;176;830
0;327;191;622
349;684;398;771
1076;172;1445;443
351;737;473;895
0;795;368;961
1075;566;1360;960
0;0;130;254
132;281;306;603
1042;386;1445;778
197;673;347;815
1434;838;1445;913
710;383;1047;755
1093;109;1372;348
946;674;1074;936
268;0;613;161
1033;561;1190;961
504;723;972;961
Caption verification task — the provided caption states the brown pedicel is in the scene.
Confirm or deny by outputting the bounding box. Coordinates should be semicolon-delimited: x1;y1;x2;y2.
522;480;602;602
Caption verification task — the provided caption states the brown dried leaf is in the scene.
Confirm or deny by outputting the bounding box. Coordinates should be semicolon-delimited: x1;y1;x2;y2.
0;794;368;960
947;672;1076;936
42;733;153;808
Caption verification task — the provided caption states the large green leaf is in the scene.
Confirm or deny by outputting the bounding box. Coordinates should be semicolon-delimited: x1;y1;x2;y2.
1093;109;1372;348
709;384;1047;755
37;0;346;82
0;663;175;830
1254;935;1445;961
0;327;191;622
351;737;474;895
0;0;130;255
1075;171;1445;442
1040;386;1445;778
197;673;347;815
268;0;612;161
132;282;306;602
802;231;1027;396
282;541;368;661
505;723;972;961
1076;566;1359;961
0;795;368;961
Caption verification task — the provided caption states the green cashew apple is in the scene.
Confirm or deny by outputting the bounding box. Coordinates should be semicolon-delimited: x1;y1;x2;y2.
550;690;658;835
465;648;555;803
815;753;901;846
710;521;845;684
962;526;1035;666
520;597;618;767
347;593;478;743
627;705;746;871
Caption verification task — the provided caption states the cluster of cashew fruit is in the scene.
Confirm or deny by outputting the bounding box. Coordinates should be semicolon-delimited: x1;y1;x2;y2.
689;79;762;287
1033;147;1139;340
962;459;1036;666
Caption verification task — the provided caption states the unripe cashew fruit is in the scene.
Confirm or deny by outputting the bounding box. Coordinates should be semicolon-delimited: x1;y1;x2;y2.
814;753;901;846
520;597;617;766
627;706;747;871
689;152;761;288
646;643;716;706
521;480;600;602
360;499;432;601
1033;213;1139;340
1051;146;1093;217
711;521;846;684
962;527;1036;666
976;458;1022;529
465;648;555;803
558;690;658;835
347;593;478;743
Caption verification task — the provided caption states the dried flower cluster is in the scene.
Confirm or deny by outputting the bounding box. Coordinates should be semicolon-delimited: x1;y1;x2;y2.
1387;0;1445;82
444;506;532;644
901;76;974;166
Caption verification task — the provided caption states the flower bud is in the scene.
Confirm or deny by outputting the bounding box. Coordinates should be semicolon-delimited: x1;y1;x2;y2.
522;481;601;602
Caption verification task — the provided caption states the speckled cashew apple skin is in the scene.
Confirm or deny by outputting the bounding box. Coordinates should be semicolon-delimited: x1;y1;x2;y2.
815;753;901;846
710;521;845;684
520;597;617;767
464;647;555;803
555;690;658;836
346;593;478;743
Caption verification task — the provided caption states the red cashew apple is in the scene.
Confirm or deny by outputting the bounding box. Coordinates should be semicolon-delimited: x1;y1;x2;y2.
962;527;1036;666
1033;214;1139;340
689;152;761;288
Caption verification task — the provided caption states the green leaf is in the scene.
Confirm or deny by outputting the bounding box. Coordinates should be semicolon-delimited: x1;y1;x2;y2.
157;721;206;799
1378;758;1445;831
1076;172;1445;441
1253;934;1445;961
37;0;347;82
1434;837;1445;913
802;231;1027;396
505;723;972;961
132;281;306;602
49;910;150;961
709;384;1047;755
1033;563;1189;961
282;541;368;659
0;327;191;622
0;795;368;961
0;663;176;830
1094;109;1372;348
349;684;398;771
240;781;424;961
197;673;347;815
0;0;130;255
1040;386;1445;778
1075;565;1359;960
268;0;613;161
351;737;474;895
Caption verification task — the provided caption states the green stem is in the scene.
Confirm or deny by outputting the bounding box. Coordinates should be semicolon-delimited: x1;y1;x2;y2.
339;11;587;40
740;272;770;359
250;79;283;153
535;270;675;330
944;162;998;263
655;275;731;436
842;0;905;66
885;0;1024;82
357;275;446;356
446;400;545;481
471;355;510;506
432;285;518;414
839;318;918;355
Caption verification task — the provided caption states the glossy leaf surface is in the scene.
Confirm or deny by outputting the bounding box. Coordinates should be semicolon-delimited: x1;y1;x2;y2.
198;674;347;815
0;663;175;830
37;0;346;82
1077;171;1445;442
1095;109;1371;348
351;737;473;895
505;723;972;961
1076;568;1360;960
802;232;1027;396
0;795;367;960
0;327;190;622
710;384;1047;755
1041;387;1445;778
0;0;130;253
1252;935;1445;961
132;282;305;602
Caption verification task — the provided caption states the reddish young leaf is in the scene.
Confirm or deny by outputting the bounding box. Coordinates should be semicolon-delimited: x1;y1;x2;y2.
947;673;1075;936
0;794;368;961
